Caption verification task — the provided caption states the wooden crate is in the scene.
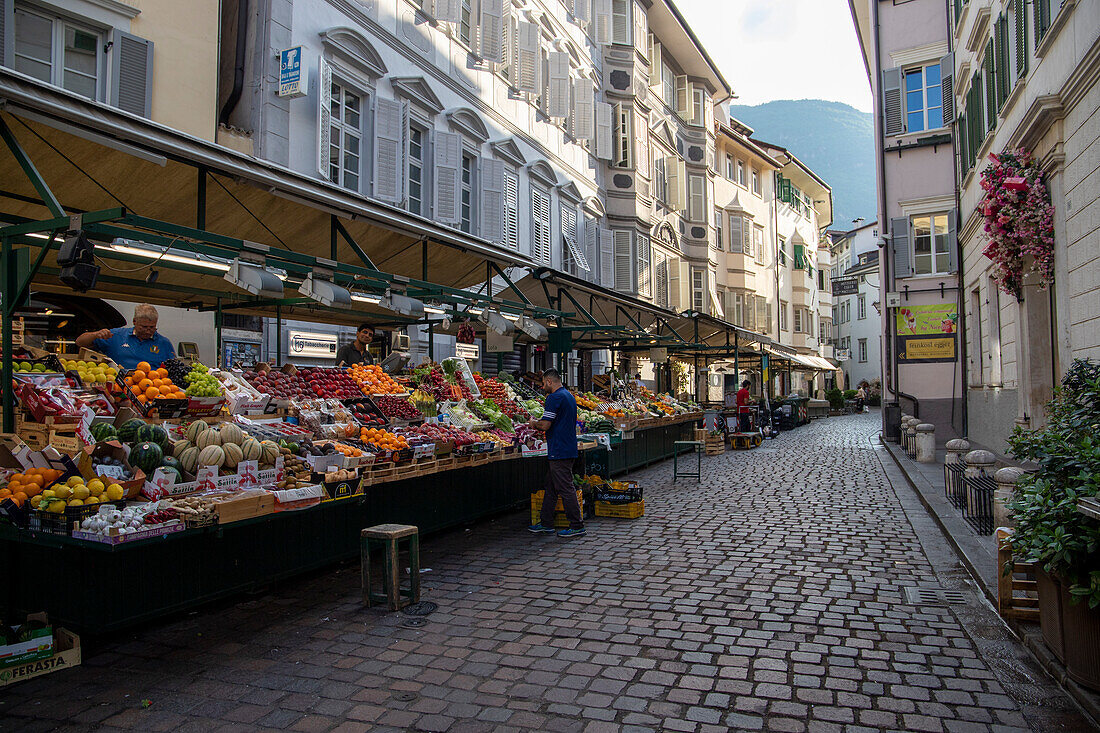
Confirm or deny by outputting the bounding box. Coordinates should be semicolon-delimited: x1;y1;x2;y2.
996;528;1040;621
704;436;724;456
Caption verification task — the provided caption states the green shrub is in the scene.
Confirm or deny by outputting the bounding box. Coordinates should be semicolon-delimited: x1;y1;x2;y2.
842;389;857;400
825;388;844;409
867;393;881;407
1007;358;1100;608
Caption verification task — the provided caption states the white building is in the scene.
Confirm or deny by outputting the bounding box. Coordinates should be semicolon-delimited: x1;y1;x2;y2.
830;222;882;389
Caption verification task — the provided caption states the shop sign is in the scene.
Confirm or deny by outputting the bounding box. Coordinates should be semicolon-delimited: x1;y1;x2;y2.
485;329;513;353
455;343;479;361
831;277;859;296
288;331;338;358
835;348;851;362
896;304;958;363
885;292;902;308
278;47;306;98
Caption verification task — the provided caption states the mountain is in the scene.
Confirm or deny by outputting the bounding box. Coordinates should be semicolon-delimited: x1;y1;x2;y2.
728;99;876;230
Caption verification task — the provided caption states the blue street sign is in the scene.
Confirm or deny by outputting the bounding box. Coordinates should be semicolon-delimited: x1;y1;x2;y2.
279;47;305;98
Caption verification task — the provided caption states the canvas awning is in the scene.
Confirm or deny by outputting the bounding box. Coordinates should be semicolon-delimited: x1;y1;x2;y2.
765;347;838;372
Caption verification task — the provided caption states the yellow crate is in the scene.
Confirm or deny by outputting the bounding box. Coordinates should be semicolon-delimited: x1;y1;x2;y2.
531;490;584;528
594;500;645;519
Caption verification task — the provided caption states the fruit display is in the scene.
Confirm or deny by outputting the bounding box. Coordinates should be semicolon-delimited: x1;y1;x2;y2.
296;367;363;399
212;370;267;403
348;364;405;395
373;395;420;420
91;454;135;481
169;419;277;473
442;358;479;399
359;427;410;451
242;368;312;400
576;394;599;410
473;375;530;422
472;429;513;449
123;361;187;404
409;389;438;417
397;422;479;448
13;360;56;373
168;495;217;525
29;474;124;512
0;467;66;507
78;501;178;536
62;358;119;385
336;398;388;428
183;362;222;398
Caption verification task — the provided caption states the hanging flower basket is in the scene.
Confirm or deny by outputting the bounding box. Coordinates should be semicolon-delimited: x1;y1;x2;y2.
979;149;1055;300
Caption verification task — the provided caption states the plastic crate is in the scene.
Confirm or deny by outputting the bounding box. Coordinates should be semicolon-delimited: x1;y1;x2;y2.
28;501;125;536
591;480;643;504
530;490;584;528
594;500;644;519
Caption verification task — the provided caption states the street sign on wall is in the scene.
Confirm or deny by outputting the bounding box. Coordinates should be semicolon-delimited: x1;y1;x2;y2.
279;47;306;98
288;330;337;358
835;348;851;361
896;304;958;363
831;277;859;296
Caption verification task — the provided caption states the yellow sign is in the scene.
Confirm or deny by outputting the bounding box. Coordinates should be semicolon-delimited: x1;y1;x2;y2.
896;304;958;337
899;336;956;361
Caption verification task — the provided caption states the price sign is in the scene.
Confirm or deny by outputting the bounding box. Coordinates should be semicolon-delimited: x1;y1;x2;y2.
237;460;259;488
413;443;435;460
274;455;285;483
195;466;219;493
94;464;127;480
76;405;95;446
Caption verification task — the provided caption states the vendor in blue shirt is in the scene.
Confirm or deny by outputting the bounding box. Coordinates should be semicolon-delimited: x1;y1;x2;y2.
527;368;585;538
75;303;176;371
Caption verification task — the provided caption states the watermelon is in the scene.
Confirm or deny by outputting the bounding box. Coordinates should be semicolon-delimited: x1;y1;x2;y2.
160;456;182;474
117;418;146;444
157;465;182;483
135;424;169;449
129;441;164;473
89;422;117;442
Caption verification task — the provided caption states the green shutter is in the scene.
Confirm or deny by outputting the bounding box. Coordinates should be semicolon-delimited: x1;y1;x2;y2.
984;42;997;132
1035;0;1050;48
1000;15;1011;106
1016;0;1028;77
958;110;969;177
793;243;805;269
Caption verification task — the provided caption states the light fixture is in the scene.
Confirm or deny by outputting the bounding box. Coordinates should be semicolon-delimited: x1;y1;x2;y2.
517;316;547;340
378;291;426;318
423;305;447;315
350;294;382;304
225;258;285;298
478;309;514;336
58;230;99;292
299;272;352;308
109;238;231;272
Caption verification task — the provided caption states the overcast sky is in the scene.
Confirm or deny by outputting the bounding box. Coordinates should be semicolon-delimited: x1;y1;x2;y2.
674;0;873;113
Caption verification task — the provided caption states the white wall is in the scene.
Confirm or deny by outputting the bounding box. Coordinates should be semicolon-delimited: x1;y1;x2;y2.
106;301;216;366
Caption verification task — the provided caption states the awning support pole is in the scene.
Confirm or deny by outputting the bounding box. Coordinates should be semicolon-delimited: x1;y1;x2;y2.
428;323;434;361
422;239;428;281
486;261;492;299
333;218;379;271
215;299;223;369
197;167;207;230
0;116;65;218
558;287;599;326
330;215;338;260
2;237;15;432
693;317;700;403
734;330;740;387
489;262;532;305
275;305;282;366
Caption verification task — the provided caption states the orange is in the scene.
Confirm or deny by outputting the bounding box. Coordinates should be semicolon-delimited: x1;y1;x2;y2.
137;393;148;403
131;370;147;383
136;361;152;373
138;378;153;391
156;368;168;378
11;492;26;507
144;386;159;400
0;489;10;499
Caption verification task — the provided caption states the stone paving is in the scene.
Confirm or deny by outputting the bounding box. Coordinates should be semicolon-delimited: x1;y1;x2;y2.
1;412;1093;732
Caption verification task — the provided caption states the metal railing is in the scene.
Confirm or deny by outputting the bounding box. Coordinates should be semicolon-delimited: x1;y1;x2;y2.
962;472;996;535
944;462;967;510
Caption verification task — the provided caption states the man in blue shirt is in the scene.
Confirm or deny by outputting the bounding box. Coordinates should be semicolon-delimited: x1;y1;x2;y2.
75;304;176;371
527;368;585;538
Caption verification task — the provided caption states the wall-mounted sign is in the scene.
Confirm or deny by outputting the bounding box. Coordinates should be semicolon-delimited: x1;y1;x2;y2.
278;47;306;98
835;348;851;362
455;343;480;361
885;292;902;308
896;304;958;363
288;330;338;358
831;277;859;296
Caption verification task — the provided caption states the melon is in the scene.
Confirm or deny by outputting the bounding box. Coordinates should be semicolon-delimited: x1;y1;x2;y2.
130;442;164;473
172;439;191;457
259;440;280;465
117;418;146;444
160;456;182;474
89;422;117;442
240;437;262;461
219;423;244;447
222;442;243;469
178;446;200;474
197;444;225;468
194;427;221;449
185;419;209;444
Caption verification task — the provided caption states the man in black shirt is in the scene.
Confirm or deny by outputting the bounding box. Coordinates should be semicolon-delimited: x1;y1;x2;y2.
336;323;376;366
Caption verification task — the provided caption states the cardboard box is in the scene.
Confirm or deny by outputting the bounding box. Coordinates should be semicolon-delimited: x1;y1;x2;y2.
0;613;52;668
78;441;147;499
0;628;80;687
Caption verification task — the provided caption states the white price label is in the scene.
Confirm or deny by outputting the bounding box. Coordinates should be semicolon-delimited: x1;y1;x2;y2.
195;465;219;492
413;443;435;460
237;460;259;488
77;405;95;445
94;464;127;480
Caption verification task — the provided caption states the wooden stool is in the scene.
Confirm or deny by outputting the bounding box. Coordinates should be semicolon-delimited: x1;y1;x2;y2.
361;524;420;610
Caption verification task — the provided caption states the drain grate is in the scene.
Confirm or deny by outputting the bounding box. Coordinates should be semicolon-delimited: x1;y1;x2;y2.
401;601;438;617
400;617;428;628
903;586;969;606
392;691;418;702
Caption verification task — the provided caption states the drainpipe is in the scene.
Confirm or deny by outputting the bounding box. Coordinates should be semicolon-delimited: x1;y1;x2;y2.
946;0;968;438
219;0;251;127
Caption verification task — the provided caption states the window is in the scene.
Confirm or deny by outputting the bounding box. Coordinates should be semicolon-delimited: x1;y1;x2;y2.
328;82;364;192
858;339;868;363
714;209;723;250
821;320;831;342
778;236;787;266
756;296;769;333
661;60;675;109
407;124;427;216
728;214;742;254
725;154;734;180
688;174;705;223
613;104;633;168
970;288;983;385
531;186;552;263
459;0;474;46
857;295;866;320
691;268;705;312
654;155;668;204
14;6;102;100
692;87;706;128
779;300;789;331
729;291;744;326
751;168;760;195
904;64;944;133
561;203;580;275
654;253;669;307
912;213;951;275
753;225;764;265
794;308;803;334
740;216;752;256
737;159;745;186
460;152;476;234
503;168;520;250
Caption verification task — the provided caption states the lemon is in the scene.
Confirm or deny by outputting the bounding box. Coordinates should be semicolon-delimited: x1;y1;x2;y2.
41;489;56;500
52;485;72;501
72;486;90;500
84;496;100;505
105;484;124;501
46;499;66;514
86;479;105;493
67;498;83;507
66;475;85;488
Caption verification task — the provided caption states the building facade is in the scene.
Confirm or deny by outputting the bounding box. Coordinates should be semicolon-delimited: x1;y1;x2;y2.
830;222;882;390
951;0;1100;453
850;0;966;441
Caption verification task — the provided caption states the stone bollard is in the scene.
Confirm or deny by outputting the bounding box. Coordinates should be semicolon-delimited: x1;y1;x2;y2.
945;438;971;465
916;423;936;463
994;467;1024;529
904;420;919;457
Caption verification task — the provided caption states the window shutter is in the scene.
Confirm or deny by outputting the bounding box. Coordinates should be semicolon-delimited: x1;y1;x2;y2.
882;67;903;136
574;0;591;24
744;293;756;330
599;227;614;288
611;0;630;45
675;75;689;119
946;209;958;273
595;102;613;160
635;109;649;178
688;174;705;223
940;53;954;124
317;58;333;180
668;257;682;310
595;0;612;45
373;97;405;205
667;157;686;211
793;243;805;269
503;169;519;250
562;207;589;273
632;0;646;54
480;158;505;243
547;51;570;118
891;217;912;278
742;217;752;255
611;102;629;167
1015;0;1028;77
480;0;505;63
728;214;742;253
433;131;461;225
516;22;540;94
433;0;462;23
573;80;594;141
636;234;650;296
110;30;154;117
996;16;1008;107
648;35;661;86
958;110;969;176
613;230;634;292
531;186;552;263
984;42;997;131
0;1;11;68
676;260;691;312
584;217;598;282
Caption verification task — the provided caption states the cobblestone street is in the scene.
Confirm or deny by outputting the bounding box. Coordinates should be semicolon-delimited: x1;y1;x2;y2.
1;412;1092;732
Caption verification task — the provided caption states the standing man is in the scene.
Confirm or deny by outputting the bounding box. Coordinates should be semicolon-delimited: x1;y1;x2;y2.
75;304;175;370
335;323;375;366
736;379;753;432
527;368;585;538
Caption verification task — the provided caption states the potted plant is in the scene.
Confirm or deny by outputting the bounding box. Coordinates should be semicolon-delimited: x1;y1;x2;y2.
1007;359;1100;688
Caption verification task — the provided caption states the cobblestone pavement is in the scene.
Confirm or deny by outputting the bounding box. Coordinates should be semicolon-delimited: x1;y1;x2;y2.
1;412;1094;732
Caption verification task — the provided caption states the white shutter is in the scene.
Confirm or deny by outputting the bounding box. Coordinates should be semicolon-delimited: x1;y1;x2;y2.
613;230;634;292
635;109;649;178
633;0;647;54
573;80;594;141
611;0;630;45
433;131;461;225
480;0;504;63
599;228;614;288
667;157;685;211
675;260;691;311
517;22;540;94
668;257;682;310
503;169;520;250
432;0;462;23
532;186;552;263
548;51;570;118
637;234;651;296
688;174;705;223
561;206;589;273
480;158;505;243
728;214;741;253
612;102;625;167
594;0;612;44
373;97;405;205
317;58;333;180
709;278;724;318
595;102;613;160
675;75;688;118
574;0;591;24
648;35;662;86
655;254;668;307
584;217;598;283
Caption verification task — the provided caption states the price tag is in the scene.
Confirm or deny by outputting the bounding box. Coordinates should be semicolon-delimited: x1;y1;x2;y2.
274;455;285;483
76;405;95;446
94;464;127;480
237;459;259;488
413;443;434;460
195;465;219;493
